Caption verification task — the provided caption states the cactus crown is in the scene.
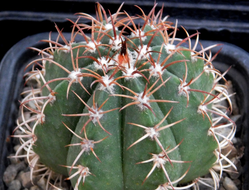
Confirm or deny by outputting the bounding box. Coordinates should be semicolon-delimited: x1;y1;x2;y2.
13;3;236;190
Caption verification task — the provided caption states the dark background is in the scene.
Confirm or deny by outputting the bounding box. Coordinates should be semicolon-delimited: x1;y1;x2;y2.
0;0;248;63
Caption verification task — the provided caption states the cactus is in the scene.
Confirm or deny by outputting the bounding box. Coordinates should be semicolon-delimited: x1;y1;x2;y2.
13;3;237;190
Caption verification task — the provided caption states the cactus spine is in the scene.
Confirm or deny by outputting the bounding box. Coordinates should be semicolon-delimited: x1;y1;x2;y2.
13;3;236;190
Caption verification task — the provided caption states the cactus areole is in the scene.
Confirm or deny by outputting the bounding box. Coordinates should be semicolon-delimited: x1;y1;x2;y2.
15;3;236;190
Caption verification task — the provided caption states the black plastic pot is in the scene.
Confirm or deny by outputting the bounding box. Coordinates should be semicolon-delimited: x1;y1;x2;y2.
0;0;248;62
0;31;248;189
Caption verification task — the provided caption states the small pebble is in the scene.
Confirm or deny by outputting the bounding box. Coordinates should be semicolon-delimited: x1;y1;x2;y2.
233;179;241;188
30;185;40;190
198;178;214;189
14;145;23;156
8;180;21;190
16;171;24;181
8;153;20;165
3;165;18;186
37;177;46;190
20;171;33;188
230;115;241;123
49;184;68;190
221;144;237;159
219;185;226;190
12;130;23;145
16;161;27;172
223;176;238;190
228;159;242;179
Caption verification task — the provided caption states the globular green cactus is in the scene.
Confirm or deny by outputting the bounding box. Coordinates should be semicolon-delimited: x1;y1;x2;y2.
14;3;237;190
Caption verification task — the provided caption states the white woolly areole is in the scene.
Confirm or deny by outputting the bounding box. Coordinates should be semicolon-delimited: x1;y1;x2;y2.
136;92;150;110
89;106;103;124
109;37;122;50
153;153;167;168
164;43;176;54
178;81;190;97
77;165;90;179
87;41;99;53
191;51;198;63
81;139;95;153
41;68;46;77
98;75;115;94
48;55;54;59
104;23;113;30
197;104;207;114
149;63;164;78
61;45;71;53
93;57;115;71
137;45;152;60
148;24;156;30
127;49;137;64
48;93;56;103
204;65;210;74
37;113;45;123
123;66;142;80
33;73;41;80
36;74;41;79
130;30;147;41
145;127;159;140
204;65;216;78
103;23;118;31
68;69;83;83
207;129;213;137
42;55;53;65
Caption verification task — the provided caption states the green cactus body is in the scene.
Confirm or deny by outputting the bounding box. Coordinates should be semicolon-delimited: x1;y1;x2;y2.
15;3;236;190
